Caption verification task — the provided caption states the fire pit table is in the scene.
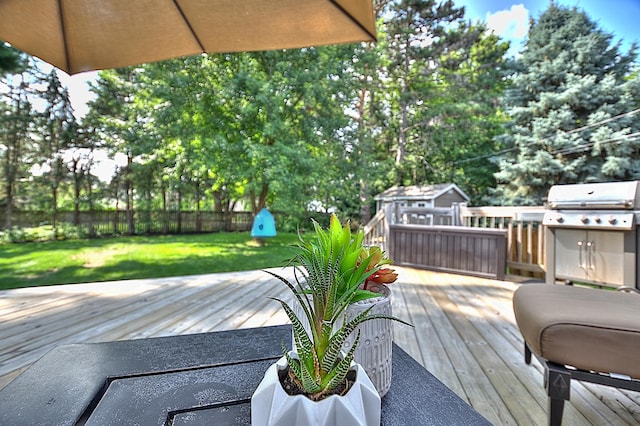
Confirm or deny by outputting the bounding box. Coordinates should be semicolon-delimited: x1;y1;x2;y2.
0;325;489;425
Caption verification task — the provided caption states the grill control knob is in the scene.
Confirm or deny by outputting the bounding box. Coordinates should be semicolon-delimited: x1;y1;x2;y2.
580;215;589;224
555;215;564;223
608;216;617;225
594;216;602;224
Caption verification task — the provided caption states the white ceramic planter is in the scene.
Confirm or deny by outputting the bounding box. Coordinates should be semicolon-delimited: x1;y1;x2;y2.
291;284;394;397
251;353;381;426
343;284;393;397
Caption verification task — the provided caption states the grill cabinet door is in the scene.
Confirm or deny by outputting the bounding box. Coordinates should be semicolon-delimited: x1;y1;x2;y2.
555;229;589;282
555;229;627;286
587;231;625;286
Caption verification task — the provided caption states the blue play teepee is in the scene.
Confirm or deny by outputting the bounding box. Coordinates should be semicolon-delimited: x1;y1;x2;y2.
251;208;276;238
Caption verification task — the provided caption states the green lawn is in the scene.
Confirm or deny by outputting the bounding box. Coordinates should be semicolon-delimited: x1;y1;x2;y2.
0;232;299;290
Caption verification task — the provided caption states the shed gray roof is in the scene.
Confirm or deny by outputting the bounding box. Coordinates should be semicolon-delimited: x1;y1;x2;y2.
374;183;470;202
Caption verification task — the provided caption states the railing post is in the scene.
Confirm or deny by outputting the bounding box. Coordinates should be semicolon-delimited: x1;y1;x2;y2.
384;202;394;258
452;203;462;226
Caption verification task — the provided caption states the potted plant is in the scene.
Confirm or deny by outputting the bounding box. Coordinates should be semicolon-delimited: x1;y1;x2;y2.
292;220;400;396
251;215;409;426
291;220;398;397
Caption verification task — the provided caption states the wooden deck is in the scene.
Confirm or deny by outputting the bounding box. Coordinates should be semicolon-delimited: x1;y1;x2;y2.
1;267;639;425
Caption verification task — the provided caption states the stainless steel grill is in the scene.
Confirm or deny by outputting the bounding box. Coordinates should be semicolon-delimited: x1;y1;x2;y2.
543;181;640;288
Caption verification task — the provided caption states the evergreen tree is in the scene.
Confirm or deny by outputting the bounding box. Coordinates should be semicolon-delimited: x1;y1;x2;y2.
381;0;466;184
89;68;148;233
411;25;510;203
0;71;37;227
492;3;640;205
0;43;25;76
38;70;77;226
337;37;392;223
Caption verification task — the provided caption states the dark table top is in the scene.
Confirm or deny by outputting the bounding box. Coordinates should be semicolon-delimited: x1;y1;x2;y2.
0;325;490;425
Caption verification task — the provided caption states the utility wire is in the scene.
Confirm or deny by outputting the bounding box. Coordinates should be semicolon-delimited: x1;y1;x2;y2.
552;131;640;156
552;108;640;138
451;108;640;165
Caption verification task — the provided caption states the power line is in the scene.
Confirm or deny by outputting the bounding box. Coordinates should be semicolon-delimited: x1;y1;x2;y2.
451;108;640;165
554;108;640;138
552;131;640;156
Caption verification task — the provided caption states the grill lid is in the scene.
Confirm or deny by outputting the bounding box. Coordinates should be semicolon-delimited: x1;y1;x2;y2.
547;181;640;210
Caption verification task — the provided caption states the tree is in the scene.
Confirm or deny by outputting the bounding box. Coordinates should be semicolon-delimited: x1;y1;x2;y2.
88;67;149;233
491;3;640;205
382;0;467;184
0;43;25;76
137;47;359;223
414;26;510;202
37;70;77;226
0;71;37;227
333;17;396;224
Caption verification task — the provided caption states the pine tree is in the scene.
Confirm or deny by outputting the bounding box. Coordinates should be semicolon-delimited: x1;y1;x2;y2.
38;70;77;227
491;3;640;205
0;43;25;76
382;0;466;184
0;71;38;227
413;25;510;202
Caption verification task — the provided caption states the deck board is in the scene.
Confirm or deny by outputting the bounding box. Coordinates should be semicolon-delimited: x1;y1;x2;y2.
1;266;639;425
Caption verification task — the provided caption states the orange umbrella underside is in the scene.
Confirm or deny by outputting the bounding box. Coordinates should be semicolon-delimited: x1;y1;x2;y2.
0;0;376;75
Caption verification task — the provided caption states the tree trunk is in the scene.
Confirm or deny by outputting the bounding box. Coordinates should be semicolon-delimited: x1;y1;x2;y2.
396;100;408;167
52;184;58;228
177;190;182;233
162;184;169;234
87;172;95;237
355;84;373;225
4;182;13;229
126;155;134;235
250;182;269;215
359;178;371;224
74;176;81;226
195;181;202;233
114;178;120;234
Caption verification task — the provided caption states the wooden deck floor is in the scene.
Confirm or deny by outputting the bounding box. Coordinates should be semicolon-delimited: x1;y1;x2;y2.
1;267;639;425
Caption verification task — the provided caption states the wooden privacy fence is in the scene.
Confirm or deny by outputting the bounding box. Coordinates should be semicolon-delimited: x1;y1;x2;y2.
388;224;507;280
0;210;254;235
364;204;546;280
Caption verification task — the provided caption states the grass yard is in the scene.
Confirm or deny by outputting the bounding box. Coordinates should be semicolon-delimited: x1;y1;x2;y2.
0;232;299;290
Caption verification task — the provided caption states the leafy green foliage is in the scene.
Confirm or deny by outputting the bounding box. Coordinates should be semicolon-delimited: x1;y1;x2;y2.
266;215;409;400
2;5;516;226
0;224;87;243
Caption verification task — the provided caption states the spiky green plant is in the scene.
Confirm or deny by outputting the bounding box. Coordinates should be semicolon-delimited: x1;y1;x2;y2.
267;214;410;401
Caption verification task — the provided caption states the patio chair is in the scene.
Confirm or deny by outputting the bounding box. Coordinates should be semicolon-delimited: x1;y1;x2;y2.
512;283;640;426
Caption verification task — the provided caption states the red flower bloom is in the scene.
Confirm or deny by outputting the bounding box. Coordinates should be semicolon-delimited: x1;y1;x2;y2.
368;268;398;284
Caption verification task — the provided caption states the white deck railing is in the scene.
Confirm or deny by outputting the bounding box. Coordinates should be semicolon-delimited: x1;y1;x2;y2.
363;208;387;252
462;206;546;277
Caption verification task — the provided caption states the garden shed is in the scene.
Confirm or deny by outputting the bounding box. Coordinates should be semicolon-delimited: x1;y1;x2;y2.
374;183;470;213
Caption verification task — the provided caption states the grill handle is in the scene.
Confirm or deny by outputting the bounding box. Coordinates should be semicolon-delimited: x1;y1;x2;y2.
578;241;586;270
549;200;634;209
587;241;595;270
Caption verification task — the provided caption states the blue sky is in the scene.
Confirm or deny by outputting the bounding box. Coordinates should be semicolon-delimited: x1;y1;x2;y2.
453;0;640;57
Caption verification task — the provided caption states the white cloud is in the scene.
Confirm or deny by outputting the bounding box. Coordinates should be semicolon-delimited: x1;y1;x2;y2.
485;4;530;56
486;4;529;38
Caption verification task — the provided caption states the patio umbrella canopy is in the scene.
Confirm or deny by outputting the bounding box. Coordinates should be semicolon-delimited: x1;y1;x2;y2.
0;0;376;75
